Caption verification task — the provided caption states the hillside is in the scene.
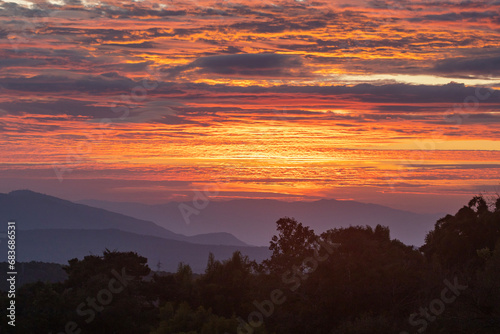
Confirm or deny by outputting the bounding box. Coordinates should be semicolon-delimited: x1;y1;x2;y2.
0;190;248;247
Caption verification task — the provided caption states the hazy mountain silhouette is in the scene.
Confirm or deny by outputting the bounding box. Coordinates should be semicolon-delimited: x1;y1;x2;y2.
2;229;269;273
80;198;444;246
0;190;248;247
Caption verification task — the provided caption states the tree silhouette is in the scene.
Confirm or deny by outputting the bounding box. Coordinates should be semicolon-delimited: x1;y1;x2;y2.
263;217;317;273
421;195;500;272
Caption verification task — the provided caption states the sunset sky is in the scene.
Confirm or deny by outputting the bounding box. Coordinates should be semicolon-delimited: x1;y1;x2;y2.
0;0;499;213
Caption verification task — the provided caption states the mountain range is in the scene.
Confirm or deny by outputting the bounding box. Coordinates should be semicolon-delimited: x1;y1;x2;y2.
0;190;247;246
80;197;443;246
0;190;266;272
0;190;444;272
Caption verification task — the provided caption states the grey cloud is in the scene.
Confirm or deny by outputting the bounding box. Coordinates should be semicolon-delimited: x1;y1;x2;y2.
176;82;500;104
0;73;136;93
0;58;48;68
103;42;156;49
193;53;302;74
409;10;499;22
95;61;154;73
0;99;117;118
100;6;186;19
166;53;304;78
2;73;499;107
434;55;500;76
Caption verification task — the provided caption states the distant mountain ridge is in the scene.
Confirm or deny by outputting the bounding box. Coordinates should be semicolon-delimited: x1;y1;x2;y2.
3;229;270;273
0;190;248;247
80;198;444;246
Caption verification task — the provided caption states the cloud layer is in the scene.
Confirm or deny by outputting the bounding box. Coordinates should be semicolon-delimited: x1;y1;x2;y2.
0;0;499;210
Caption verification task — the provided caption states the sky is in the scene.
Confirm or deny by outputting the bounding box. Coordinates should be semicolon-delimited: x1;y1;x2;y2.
0;0;499;213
